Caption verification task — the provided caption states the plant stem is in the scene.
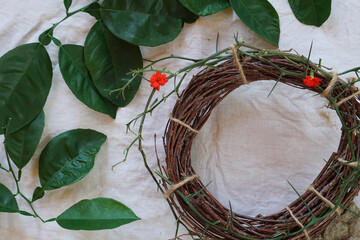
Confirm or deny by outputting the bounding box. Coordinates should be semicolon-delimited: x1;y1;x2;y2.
134;88;196;235
42;0;100;40
0;165;10;172
4;150;46;222
137;89;159;186
3;122;46;223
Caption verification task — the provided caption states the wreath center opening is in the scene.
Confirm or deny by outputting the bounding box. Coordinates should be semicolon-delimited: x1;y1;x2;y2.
191;80;341;217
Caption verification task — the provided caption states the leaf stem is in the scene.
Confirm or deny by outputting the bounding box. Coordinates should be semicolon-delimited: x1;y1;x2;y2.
40;0;100;42
3;122;47;223
0;165;10;173
19;192;46;223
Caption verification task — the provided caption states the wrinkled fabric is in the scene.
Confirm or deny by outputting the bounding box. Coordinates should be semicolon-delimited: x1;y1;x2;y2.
0;0;359;239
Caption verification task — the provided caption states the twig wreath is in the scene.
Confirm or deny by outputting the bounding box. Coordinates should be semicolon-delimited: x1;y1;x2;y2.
156;43;360;239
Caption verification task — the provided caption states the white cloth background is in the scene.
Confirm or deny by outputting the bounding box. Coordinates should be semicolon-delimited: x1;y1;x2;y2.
0;0;359;239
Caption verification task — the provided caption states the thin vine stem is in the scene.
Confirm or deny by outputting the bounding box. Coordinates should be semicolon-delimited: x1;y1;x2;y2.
0;164;10;173
133;89;195;235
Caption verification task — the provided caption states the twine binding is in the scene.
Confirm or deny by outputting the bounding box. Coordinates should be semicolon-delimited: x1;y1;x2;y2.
321;72;338;97
307;185;342;216
286;206;310;240
169;114;199;134
230;44;248;85
336;89;360;106
164;174;200;199
347;77;358;92
337;157;359;167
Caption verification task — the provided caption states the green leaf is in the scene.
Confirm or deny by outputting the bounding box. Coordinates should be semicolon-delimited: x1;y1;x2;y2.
0;184;19;213
84;2;102;20
64;0;72;12
84;22;143;107
0;43;52;134
51;36;62;46
169;1;199;23
230;0;280;47
178;0;230;16
39;28;54;46
32;186;45;202
5;111;45;169
56;198;140;230
59;44;117;118
101;0;197;46
288;0;331;27
19;210;33;216
38;129;107;191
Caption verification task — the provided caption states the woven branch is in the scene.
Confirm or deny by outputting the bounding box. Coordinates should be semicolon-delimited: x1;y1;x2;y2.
162;47;360;240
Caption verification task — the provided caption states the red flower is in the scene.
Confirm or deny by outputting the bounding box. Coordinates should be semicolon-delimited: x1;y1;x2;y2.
303;75;322;88
150;71;168;91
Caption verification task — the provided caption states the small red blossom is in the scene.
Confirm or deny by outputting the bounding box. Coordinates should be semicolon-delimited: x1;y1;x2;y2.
303;75;322;88
150;71;168;91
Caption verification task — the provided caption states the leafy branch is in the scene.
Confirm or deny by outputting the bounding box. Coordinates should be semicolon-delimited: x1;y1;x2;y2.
0;118;139;230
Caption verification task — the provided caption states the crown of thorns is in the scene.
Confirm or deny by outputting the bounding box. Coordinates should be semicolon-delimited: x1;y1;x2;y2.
160;45;360;240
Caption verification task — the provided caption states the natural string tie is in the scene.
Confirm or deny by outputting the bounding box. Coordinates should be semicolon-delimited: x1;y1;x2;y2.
337;157;359;167
286;206;310;240
169;114;199;134
336;89;360;106
321;72;338;97
307;185;342;216
230;44;249;85
164;174;200;199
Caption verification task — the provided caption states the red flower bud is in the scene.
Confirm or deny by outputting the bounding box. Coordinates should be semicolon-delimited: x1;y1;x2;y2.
150;71;168;91
303;76;322;88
